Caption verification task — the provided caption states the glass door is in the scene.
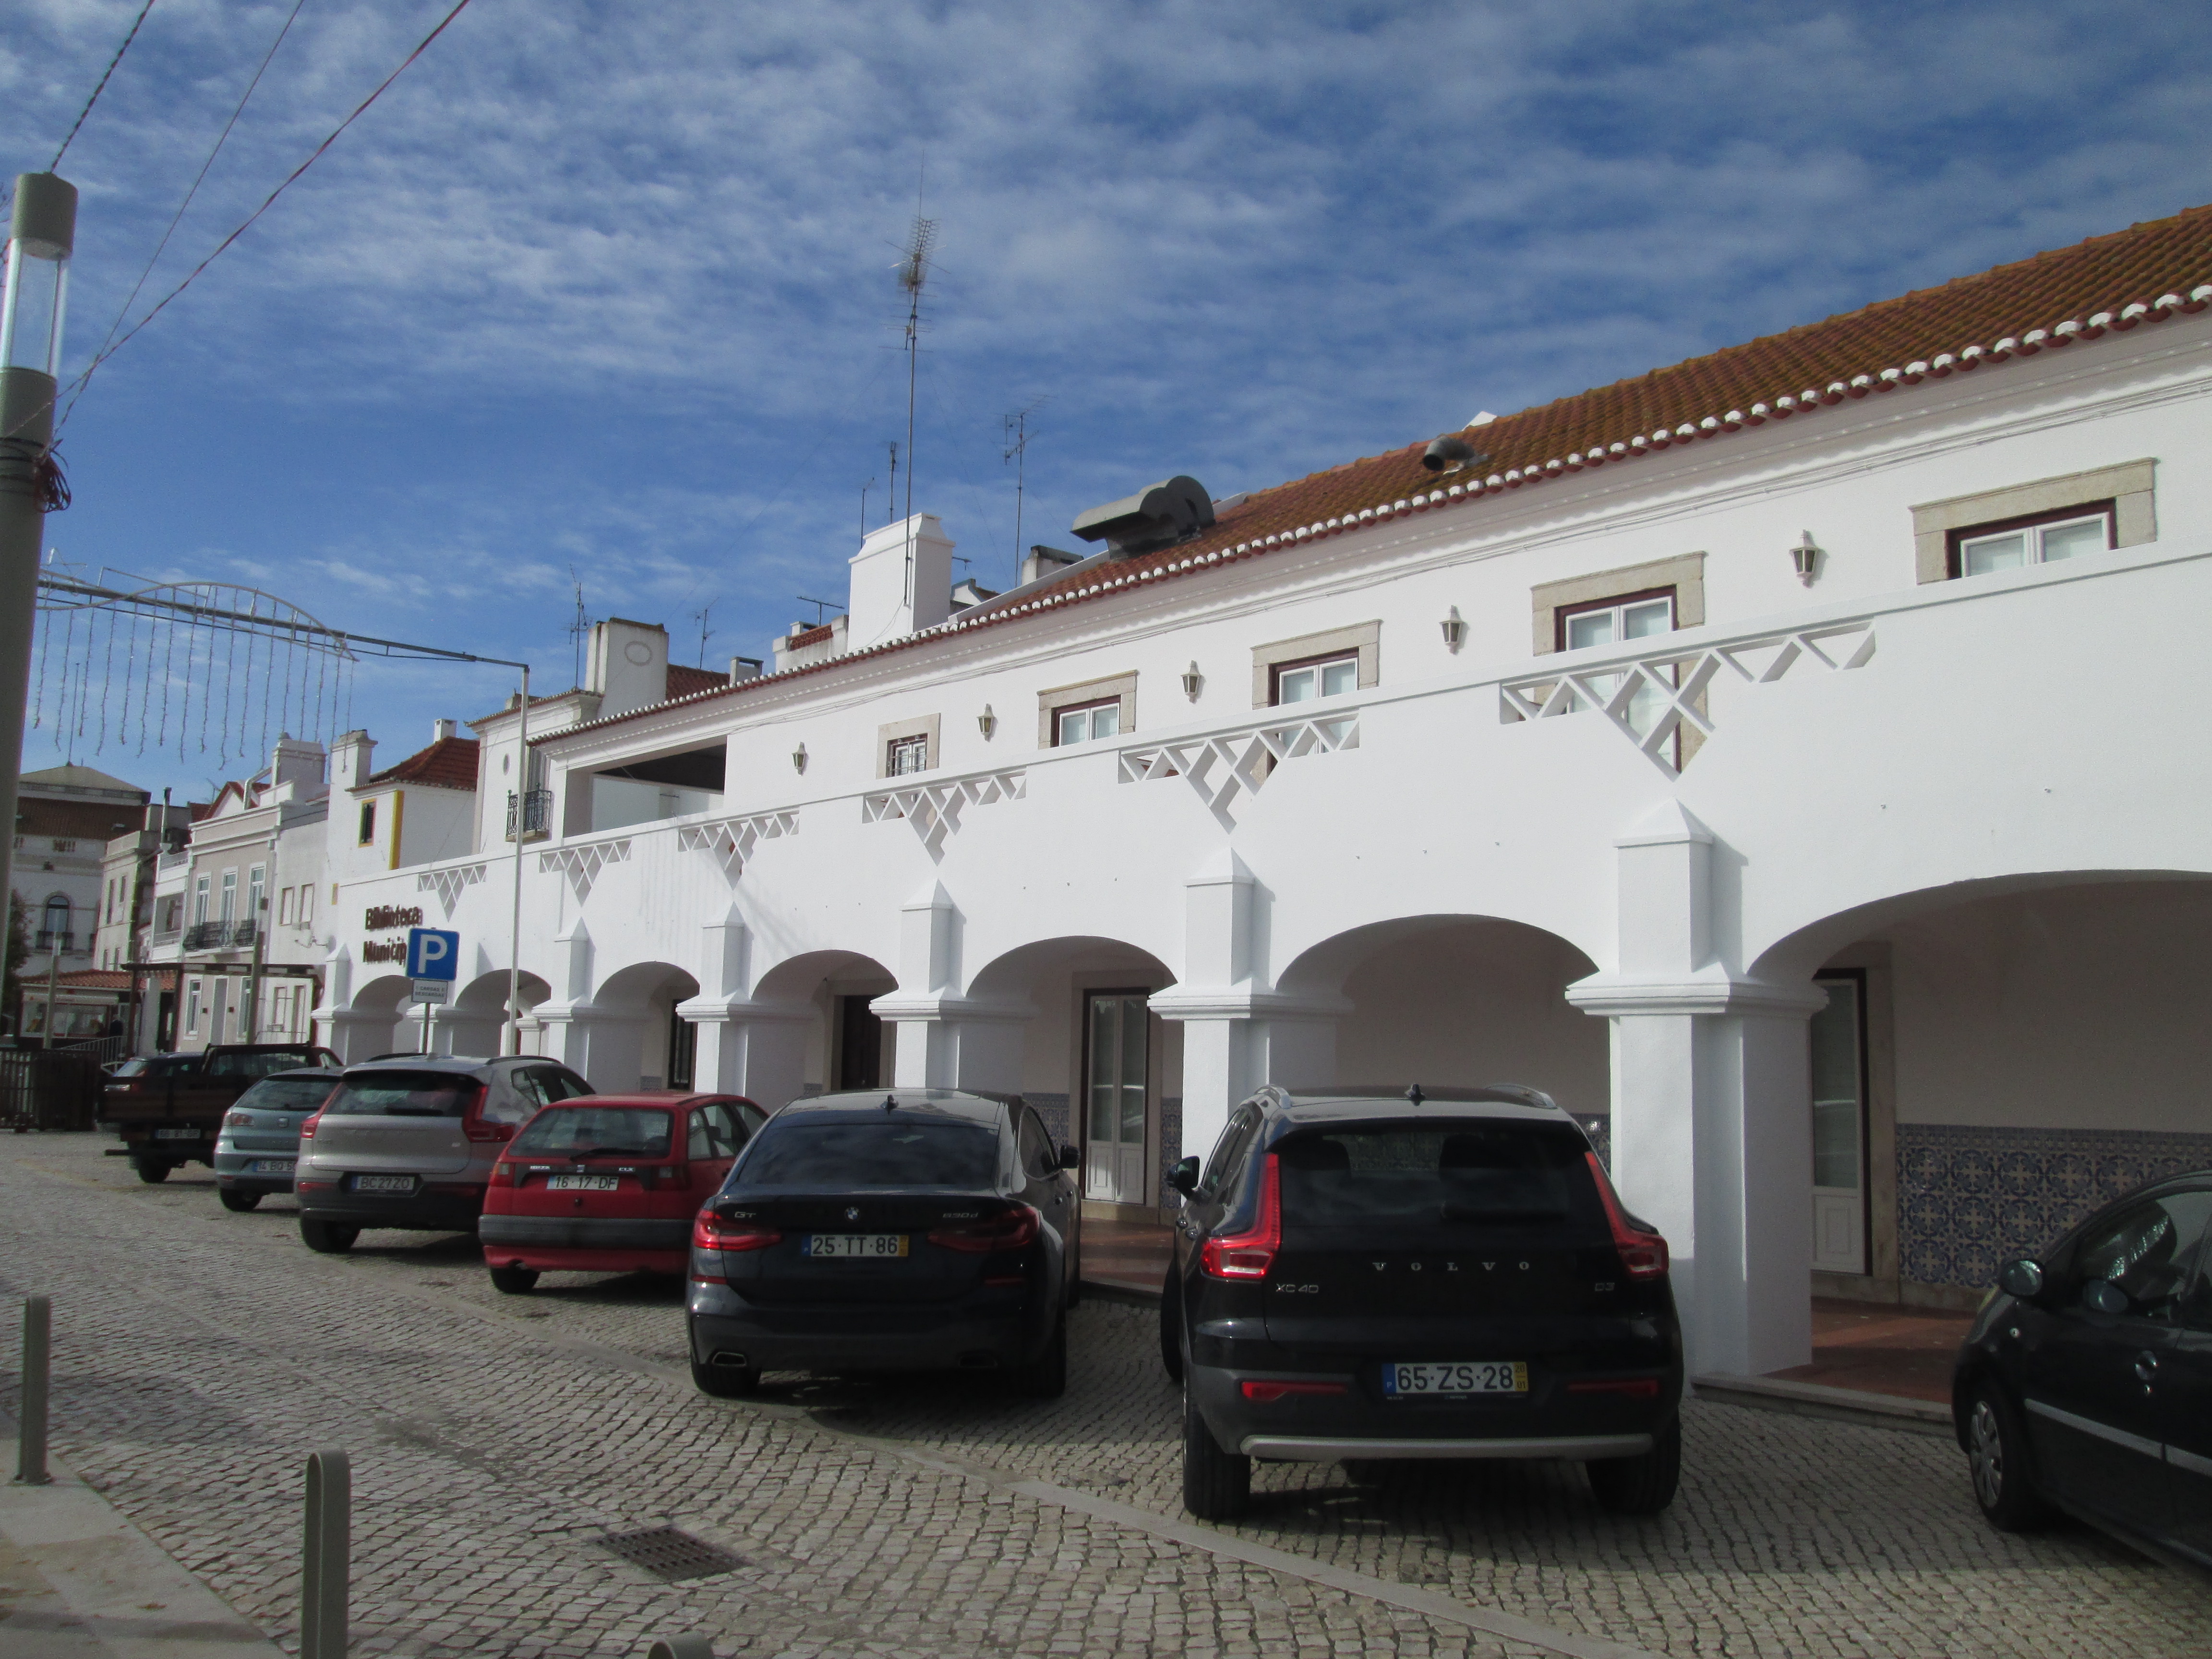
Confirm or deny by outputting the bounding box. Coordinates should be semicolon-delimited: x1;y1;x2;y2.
1810;972;1868;1274
1084;991;1150;1204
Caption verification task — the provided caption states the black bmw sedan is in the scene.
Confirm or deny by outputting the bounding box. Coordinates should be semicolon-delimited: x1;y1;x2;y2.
1951;1170;2212;1567
1162;1084;1683;1520
686;1089;1081;1400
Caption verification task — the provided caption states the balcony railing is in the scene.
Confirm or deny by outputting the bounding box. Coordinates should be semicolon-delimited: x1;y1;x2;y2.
506;788;552;842
183;920;258;952
151;928;182;948
33;931;75;952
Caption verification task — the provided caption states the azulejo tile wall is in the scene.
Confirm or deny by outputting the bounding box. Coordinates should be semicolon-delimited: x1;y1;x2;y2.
1901;1123;2212;1290
1026;1092;1071;1149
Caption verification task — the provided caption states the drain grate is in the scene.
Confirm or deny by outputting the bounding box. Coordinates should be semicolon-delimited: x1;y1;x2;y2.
598;1525;745;1582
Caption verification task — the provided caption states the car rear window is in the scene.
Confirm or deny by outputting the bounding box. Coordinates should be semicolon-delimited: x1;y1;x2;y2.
1273;1122;1601;1229
235;1077;339;1113
738;1118;1000;1189
109;1055;199;1079
324;1073;481;1117
207;1049;323;1079
510;1107;673;1158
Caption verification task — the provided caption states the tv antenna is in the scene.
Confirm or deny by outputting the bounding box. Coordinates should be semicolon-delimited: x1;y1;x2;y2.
885;441;898;529
859;475;877;538
690;596;717;667
795;595;841;626
1003;399;1046;585
896;208;937;603
565;568;590;689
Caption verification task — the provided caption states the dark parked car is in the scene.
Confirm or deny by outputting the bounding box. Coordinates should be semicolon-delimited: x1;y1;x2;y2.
481;1092;766;1293
685;1089;1081;1400
1160;1085;1683;1520
293;1056;594;1252
1952;1171;2212;1567
212;1068;346;1210
100;1044;341;1180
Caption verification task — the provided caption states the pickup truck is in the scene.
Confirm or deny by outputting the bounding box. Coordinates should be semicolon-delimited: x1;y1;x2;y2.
101;1045;342;1182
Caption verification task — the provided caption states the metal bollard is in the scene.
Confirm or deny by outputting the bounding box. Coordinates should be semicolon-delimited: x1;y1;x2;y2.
14;1295;49;1485
301;1450;349;1659
647;1639;715;1659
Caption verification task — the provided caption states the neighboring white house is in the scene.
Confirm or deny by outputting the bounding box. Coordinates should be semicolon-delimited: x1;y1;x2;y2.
11;764;150;1031
316;203;2212;1381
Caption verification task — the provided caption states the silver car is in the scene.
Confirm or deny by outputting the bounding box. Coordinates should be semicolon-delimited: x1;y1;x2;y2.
213;1068;345;1212
294;1055;594;1254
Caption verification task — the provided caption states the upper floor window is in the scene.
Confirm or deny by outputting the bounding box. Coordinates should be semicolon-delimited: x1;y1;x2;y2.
51;838;75;853
1954;506;2113;578
357;801;376;845
278;887;296;926
300;884;315;925
192;874;211;927
219;869;238;924
1556;588;1679;754
1055;699;1122;745
1272;653;1356;705
887;735;929;776
248;864;266;921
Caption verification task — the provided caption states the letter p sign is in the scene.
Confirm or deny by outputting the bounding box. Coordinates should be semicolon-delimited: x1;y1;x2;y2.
406;927;460;981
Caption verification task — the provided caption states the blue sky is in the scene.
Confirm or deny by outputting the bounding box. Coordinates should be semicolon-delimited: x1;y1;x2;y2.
5;0;2209;802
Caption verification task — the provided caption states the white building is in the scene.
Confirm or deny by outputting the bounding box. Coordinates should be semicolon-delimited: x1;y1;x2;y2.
317;205;2212;1380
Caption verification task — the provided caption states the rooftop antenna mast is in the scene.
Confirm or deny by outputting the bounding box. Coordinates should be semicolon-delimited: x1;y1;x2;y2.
896;206;937;604
566;568;589;689
886;442;898;528
1003;398;1045;586
859;475;877;539
690;596;717;668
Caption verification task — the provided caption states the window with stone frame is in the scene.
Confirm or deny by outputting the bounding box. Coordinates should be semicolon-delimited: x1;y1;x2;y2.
1949;503;2114;579
887;734;929;776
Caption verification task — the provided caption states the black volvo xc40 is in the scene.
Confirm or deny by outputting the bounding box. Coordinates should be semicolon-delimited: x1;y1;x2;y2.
687;1089;1082;1400
1162;1085;1683;1519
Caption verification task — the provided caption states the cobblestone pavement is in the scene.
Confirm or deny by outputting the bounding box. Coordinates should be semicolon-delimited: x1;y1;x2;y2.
1;1134;2205;1659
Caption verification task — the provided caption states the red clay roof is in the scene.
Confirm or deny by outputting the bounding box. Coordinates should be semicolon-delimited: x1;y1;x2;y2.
554;203;2212;740
366;735;480;791
665;662;732;699
58;969;136;990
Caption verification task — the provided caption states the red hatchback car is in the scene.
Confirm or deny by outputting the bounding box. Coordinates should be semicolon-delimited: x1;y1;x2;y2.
480;1093;766;1293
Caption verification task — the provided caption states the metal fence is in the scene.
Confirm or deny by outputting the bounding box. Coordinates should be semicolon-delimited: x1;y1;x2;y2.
0;1047;105;1132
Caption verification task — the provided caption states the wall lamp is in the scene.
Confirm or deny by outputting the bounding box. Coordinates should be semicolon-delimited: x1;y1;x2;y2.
791;742;807;774
1791;531;1821;586
1440;606;1466;653
978;704;997;739
1181;661;1203;701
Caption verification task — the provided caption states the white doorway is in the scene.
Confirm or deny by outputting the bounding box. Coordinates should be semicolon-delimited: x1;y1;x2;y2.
1083;990;1150;1204
1810;971;1869;1274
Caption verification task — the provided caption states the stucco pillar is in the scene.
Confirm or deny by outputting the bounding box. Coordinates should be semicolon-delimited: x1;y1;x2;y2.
1151;850;1259;1166
314;946;395;1061
1568;801;1822;1378
876;880;962;1090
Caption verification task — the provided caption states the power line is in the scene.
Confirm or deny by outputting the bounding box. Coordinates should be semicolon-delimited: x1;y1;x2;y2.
53;0;477;429
50;0;160;169
71;0;312;421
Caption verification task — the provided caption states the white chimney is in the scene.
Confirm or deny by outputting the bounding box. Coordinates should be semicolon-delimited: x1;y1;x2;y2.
848;514;952;648
586;618;671;717
432;718;457;743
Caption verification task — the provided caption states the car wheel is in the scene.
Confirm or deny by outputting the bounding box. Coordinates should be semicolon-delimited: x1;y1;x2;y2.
132;1157;172;1184
1160;1263;1184;1382
1017;1313;1069;1400
489;1265;540;1295
1181;1371;1251;1520
299;1218;359;1255
217;1187;262;1212
1586;1417;1682;1515
1966;1383;2051;1532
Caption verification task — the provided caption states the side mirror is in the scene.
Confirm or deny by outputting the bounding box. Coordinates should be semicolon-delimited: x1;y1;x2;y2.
1997;1258;2044;1300
1058;1142;1081;1170
1167;1155;1202;1197
2082;1279;2129;1315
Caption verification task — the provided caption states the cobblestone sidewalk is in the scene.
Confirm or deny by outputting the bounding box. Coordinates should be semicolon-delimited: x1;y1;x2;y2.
1;1134;2204;1659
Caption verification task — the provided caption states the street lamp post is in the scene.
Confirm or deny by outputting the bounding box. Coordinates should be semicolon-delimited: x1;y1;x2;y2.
0;174;77;1021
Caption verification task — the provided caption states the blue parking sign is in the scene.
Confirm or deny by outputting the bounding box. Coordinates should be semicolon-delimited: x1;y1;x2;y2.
406;927;460;981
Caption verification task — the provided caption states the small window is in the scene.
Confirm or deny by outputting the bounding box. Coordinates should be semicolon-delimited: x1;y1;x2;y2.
1954;507;2113;578
357;802;376;845
2061;1190;2212;1321
1556;589;1679;753
186;979;202;1032
1202;1106;1262;1195
301;885;315;924
1054;699;1122;746
1271;654;1357;706
278;888;295;926
1018;1106;1057;1177
192;875;211;927
887;734;929;776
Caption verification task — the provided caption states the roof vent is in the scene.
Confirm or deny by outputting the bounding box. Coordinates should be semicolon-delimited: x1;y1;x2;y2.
1421;436;1490;474
1071;476;1215;557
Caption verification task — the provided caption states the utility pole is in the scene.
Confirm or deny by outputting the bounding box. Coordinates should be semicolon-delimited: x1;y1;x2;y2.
0;174;78;1024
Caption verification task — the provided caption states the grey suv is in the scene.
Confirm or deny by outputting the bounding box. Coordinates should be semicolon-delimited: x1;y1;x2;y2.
294;1056;594;1253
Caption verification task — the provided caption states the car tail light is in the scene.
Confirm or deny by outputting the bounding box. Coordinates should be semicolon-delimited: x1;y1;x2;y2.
1201;1154;1281;1281
928;1206;1040;1253
1566;1377;1661;1398
1586;1153;1669;1278
225;1110;252;1129
488;1161;516;1187
653;1165;685;1189
299;1111;322;1140
460;1084;509;1143
693;1211;781;1252
1240;1379;1346;1403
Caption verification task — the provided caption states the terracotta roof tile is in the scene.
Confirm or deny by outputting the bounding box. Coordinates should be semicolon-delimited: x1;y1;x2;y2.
665;662;732;699
557;204;2212;739
366;736;480;791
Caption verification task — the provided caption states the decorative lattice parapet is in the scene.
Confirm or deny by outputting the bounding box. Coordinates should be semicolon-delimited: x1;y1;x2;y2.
538;839;631;902
1498;621;1875;776
1119;713;1358;822
416;860;489;919
862;768;1027;859
676;811;798;882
